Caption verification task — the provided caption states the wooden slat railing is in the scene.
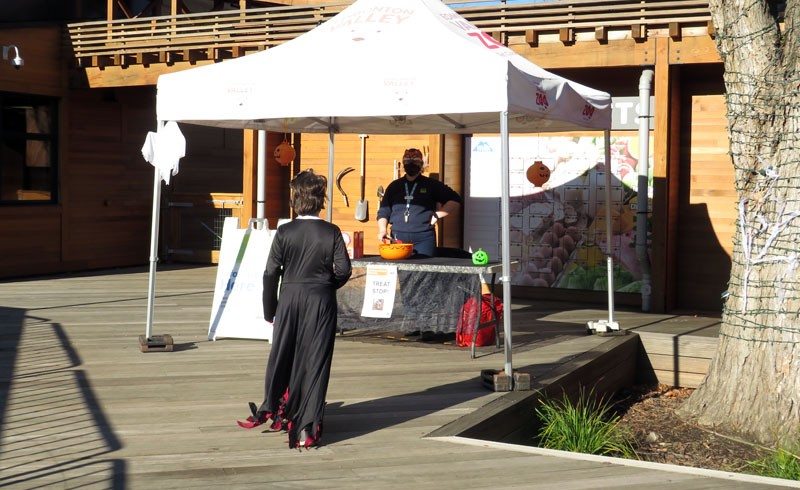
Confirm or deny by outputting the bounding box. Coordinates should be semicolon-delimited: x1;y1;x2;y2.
66;0;711;68
67;2;350;66
457;0;710;32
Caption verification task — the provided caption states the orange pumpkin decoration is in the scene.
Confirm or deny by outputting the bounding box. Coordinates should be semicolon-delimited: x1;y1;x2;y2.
274;140;296;166
526;161;551;187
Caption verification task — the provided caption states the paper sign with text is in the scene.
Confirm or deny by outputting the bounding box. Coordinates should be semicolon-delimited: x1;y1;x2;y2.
361;264;398;318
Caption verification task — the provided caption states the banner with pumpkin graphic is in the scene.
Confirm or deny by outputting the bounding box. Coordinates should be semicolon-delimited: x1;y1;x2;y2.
465;134;653;292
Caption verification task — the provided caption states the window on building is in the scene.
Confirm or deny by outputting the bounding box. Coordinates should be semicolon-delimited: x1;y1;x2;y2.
0;92;58;204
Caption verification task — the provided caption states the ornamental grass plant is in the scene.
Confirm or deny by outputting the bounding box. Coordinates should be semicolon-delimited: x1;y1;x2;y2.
746;444;800;481
534;389;637;459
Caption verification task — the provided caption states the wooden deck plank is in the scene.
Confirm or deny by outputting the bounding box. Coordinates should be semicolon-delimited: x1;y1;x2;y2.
0;265;789;489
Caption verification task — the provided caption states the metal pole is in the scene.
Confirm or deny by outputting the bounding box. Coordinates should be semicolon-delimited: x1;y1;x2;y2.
145;168;161;339
637;70;654;311
256;130;266;225
604;129;615;324
327;130;335;222
500;111;513;377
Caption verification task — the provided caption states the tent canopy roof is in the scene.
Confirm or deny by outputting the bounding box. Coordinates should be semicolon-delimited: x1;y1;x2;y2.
156;0;611;134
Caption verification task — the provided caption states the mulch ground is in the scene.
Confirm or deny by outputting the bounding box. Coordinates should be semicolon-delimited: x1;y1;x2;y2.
613;384;769;474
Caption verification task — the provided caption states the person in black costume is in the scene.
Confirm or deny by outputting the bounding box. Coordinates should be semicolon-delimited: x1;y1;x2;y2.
376;148;461;256
240;169;352;449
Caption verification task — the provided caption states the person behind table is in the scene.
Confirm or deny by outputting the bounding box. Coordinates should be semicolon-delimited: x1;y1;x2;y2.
246;169;352;449
376;148;461;256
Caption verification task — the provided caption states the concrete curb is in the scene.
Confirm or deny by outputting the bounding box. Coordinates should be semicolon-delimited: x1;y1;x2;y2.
430;436;800;488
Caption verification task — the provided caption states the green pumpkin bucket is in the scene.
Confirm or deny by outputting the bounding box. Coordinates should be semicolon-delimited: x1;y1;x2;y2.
472;248;489;266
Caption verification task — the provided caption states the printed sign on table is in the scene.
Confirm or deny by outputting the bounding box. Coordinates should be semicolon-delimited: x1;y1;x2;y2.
360;264;398;318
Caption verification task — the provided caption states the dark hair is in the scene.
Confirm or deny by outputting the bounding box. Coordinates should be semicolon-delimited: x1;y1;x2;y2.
290;169;327;216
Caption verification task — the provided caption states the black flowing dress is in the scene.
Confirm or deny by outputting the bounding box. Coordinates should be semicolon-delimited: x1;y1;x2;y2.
258;217;352;448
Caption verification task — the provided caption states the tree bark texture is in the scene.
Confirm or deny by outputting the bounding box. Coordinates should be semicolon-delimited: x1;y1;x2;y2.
678;0;800;446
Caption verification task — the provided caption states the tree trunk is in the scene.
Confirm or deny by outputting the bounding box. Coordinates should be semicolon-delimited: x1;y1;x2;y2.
677;0;800;446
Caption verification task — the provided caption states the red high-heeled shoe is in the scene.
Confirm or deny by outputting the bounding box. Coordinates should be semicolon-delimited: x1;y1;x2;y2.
294;426;321;449
237;402;267;429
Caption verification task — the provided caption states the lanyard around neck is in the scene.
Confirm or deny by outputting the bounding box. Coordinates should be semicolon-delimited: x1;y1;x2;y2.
404;181;418;214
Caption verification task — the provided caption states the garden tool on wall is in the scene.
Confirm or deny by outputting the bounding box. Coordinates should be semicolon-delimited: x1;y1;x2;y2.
355;134;369;221
336;166;355;207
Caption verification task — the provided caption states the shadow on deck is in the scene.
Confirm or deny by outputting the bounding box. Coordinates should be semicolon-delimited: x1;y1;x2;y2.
342;298;721;446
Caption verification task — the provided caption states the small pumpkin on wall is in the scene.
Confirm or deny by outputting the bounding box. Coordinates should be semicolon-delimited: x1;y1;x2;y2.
526;160;551;187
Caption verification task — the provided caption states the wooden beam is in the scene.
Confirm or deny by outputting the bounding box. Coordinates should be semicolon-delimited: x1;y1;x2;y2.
215;47;233;61
707;20;716;37
667;35;720;64
180;49;208;64
116;53;133;66
91;55;112;68
512;38;653;70
594;26;608;43
559;27;574;44
669;22;681;41
135;52;160;65
651;37;678;312
631;23;646;41
525;29;539;47
83;60;215;88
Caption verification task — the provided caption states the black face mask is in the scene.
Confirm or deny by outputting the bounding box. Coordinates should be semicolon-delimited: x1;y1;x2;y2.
404;164;421;177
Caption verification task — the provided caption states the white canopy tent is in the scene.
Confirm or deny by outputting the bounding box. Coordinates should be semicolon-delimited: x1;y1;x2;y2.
149;0;614;378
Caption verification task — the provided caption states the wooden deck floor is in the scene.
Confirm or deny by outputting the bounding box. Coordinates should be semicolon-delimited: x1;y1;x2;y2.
1;265;795;489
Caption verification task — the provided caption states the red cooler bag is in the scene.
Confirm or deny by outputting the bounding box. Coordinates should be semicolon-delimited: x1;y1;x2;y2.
456;294;503;347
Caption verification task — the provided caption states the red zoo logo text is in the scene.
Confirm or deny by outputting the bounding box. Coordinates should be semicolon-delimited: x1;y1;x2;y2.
535;91;549;109
467;31;504;49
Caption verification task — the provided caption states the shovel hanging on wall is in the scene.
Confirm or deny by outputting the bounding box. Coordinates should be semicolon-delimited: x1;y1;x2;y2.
355;134;369;221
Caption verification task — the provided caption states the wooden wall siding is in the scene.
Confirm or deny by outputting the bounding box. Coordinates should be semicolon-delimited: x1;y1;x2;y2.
61;87;156;267
0;27;64;278
440;133;464;249
676;93;734;312
0;27;66;97
297;133;460;256
167;125;243;194
0;208;63;277
65;1;712;71
637;329;719;388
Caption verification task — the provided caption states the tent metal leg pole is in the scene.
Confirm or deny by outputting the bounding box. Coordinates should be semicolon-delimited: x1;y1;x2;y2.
603;129;616;325
587;131;620;334
257;130;266;223
145;168;161;339
327;129;335;222
500;111;513;378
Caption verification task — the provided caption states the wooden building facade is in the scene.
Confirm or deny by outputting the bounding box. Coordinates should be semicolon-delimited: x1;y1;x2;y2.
0;0;733;314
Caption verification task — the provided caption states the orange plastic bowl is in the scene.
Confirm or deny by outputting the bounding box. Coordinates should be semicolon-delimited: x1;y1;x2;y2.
379;243;413;260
